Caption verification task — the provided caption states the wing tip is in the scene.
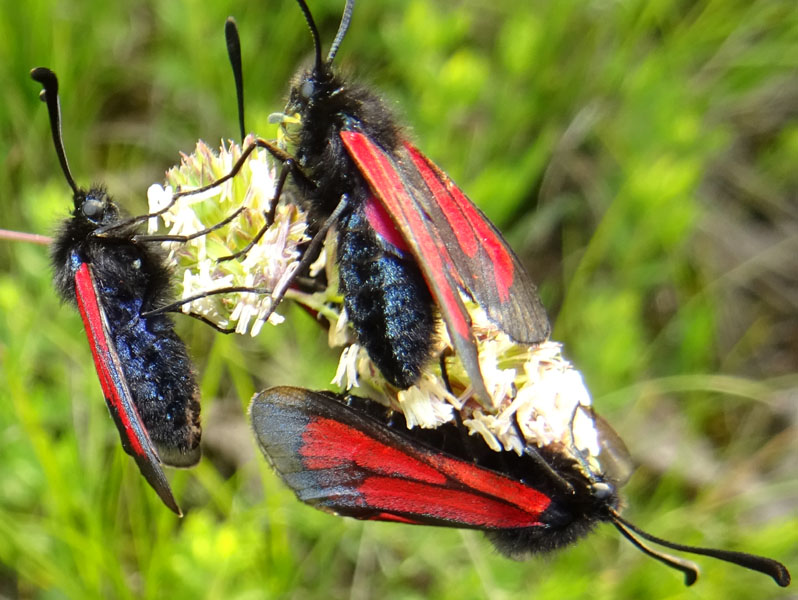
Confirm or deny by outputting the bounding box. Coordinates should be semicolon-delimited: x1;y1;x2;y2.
132;452;183;516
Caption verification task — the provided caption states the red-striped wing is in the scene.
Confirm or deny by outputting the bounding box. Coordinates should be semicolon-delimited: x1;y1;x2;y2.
74;262;180;514
340;131;550;401
251;387;551;530
403;142;550;341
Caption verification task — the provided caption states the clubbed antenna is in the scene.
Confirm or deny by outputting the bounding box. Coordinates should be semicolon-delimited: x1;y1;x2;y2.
609;509;791;587
225;17;246;140
294;0;323;73
30;67;80;196
327;0;354;65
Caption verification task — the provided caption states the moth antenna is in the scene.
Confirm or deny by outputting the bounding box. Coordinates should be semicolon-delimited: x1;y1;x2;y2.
225;17;246;140
610;509;791;587
294;0;323;74
327;0;354;65
611;514;699;586
30;67;80;197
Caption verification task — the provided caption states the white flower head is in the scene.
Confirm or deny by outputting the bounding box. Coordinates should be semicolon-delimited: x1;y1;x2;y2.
148;136;309;335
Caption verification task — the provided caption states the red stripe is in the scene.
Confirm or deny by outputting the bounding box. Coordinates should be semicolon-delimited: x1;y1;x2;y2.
302;416;550;526
405;146;479;259
404;143;516;302
302;418;447;485
364;195;408;252
74;263;146;457
368;513;420;525
359;477;545;528
426;452;550;517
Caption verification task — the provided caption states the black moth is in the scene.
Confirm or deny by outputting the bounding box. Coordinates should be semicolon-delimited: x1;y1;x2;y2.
32;67;201;515
251;386;791;588
169;0;550;404
273;0;550;402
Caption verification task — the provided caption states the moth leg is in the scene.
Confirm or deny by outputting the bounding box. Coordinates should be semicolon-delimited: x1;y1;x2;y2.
134;206;246;244
512;414;575;495
217;158;296;263
141;285;272;319
439;352;480;463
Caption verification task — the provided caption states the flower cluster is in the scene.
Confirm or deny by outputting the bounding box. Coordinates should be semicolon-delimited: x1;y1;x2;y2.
332;303;602;472
148;136;313;335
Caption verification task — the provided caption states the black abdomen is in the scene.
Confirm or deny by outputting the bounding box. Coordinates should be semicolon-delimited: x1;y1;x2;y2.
337;206;436;389
76;242;201;466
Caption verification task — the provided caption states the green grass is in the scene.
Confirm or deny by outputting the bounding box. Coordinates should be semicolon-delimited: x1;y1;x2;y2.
1;0;796;598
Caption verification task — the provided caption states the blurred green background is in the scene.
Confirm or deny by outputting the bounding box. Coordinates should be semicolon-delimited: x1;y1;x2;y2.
0;0;796;598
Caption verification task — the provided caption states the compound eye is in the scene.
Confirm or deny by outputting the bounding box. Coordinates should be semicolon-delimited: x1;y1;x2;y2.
299;79;314;100
591;481;614;500
82;197;104;219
